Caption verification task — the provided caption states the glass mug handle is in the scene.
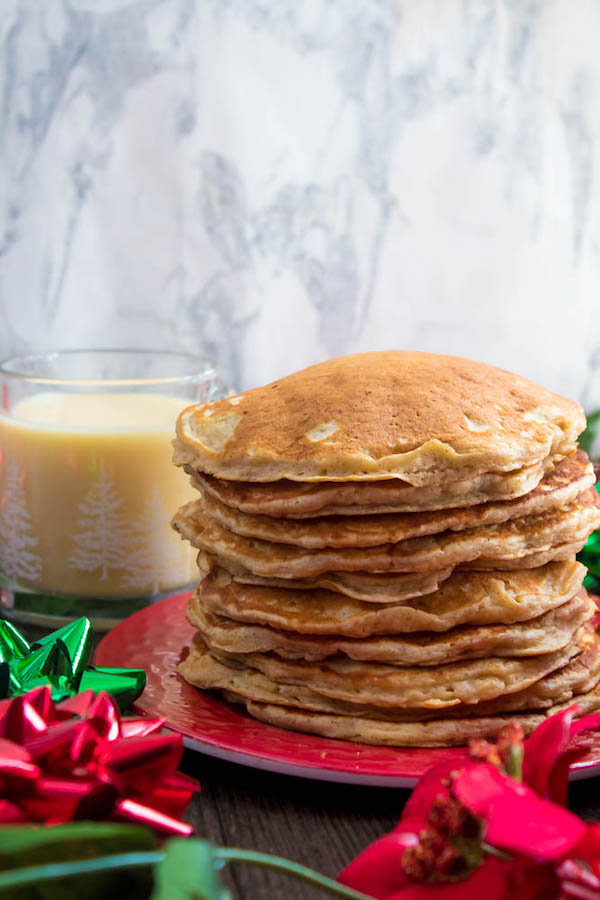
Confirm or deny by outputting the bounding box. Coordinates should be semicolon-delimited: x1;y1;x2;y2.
207;374;232;402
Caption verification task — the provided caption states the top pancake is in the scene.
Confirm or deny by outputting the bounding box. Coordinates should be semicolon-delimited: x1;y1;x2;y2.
174;352;584;484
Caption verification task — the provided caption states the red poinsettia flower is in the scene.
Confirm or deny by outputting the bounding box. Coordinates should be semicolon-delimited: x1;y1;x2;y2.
339;707;600;900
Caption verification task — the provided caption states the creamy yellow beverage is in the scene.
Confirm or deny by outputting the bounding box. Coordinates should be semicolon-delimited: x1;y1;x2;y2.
0;393;196;597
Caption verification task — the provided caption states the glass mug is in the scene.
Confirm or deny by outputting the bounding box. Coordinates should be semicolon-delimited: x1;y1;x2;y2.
0;349;227;629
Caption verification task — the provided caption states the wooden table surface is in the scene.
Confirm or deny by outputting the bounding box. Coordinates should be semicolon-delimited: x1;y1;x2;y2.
181;750;402;898
19;622;600;900
178;748;600;899
181;749;409;899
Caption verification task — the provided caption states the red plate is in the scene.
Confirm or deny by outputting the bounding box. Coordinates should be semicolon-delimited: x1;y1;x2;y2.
95;593;600;787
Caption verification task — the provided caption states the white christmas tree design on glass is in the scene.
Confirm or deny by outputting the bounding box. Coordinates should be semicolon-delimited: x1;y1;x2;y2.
120;486;182;595
69;468;129;581
0;461;42;582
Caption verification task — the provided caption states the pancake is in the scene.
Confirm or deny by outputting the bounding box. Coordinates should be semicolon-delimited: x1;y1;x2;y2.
197;452;594;548
173;489;600;578
202;540;586;594
196;550;456;602
207;629;584;710
188;589;594;665
466;541;587;569
174;351;583;483
198;562;586;636
237;684;600;747
179;629;600;742
182;628;600;719
191;461;549;517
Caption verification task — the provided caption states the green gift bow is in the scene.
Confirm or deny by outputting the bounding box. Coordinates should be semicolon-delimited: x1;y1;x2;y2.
0;617;145;711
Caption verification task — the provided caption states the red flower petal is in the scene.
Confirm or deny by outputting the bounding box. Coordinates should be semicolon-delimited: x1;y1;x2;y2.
552;714;600;807
338;832;418;899
453;764;585;861
523;708;600;806
566;824;600;868
569;713;600;742
385;857;514;900
523;706;576;800
556;856;600;898
396;755;470;834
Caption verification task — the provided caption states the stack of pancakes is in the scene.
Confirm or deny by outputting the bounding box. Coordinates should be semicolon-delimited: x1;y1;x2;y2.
172;352;600;747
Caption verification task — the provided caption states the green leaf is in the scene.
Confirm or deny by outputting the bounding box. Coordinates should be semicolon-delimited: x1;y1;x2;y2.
579;529;600;581
214;848;377;899
151;840;232;900
0;821;156;857
584;571;600;594
0;822;157;900
580;409;600;459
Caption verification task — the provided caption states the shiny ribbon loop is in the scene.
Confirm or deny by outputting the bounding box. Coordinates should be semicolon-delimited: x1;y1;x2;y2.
0;617;145;710
0;685;198;835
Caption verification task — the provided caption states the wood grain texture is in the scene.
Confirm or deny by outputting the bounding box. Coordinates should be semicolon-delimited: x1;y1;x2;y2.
180;755;600;899
180;751;403;899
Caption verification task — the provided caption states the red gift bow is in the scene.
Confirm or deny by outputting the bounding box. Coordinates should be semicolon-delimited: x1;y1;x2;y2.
0;685;199;835
339;707;600;899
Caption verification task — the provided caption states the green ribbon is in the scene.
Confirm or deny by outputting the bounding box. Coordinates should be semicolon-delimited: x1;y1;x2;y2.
0;617;145;711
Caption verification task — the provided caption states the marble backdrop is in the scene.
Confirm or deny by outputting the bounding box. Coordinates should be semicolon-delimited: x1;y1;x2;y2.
1;0;600;406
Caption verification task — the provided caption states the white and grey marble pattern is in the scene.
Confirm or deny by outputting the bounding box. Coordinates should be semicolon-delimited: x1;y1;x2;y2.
1;0;600;406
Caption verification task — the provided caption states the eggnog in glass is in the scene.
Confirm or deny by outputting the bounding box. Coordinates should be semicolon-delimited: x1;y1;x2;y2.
0;350;226;628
